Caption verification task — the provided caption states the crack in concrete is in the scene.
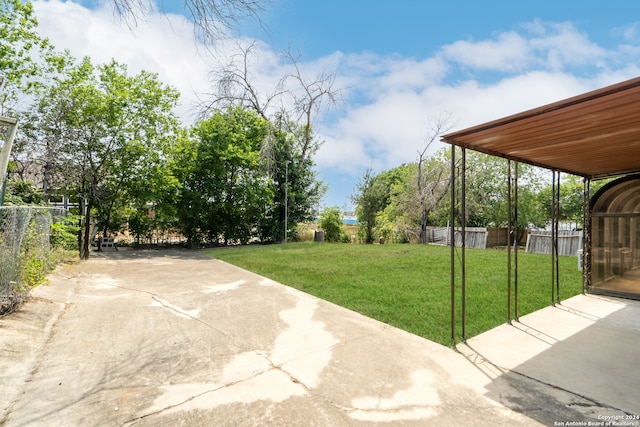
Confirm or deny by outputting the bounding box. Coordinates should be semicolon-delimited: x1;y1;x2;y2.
121;350;311;425
97;281;252;351
150;295;200;319
120;360;274;426
341;369;442;422
123;297;337;422
266;356;312;393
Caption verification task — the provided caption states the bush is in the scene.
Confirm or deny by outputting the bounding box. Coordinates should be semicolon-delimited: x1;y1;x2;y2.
51;214;81;251
20;250;54;288
293;222;315;242
318;207;349;243
1;208;79;316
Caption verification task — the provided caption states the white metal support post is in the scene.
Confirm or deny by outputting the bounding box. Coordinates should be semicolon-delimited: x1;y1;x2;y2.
0;115;19;206
1;74;19;207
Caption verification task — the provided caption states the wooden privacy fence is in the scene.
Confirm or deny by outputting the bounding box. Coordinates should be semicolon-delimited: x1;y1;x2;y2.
424;226;582;256
525;230;582;257
426;226;493;249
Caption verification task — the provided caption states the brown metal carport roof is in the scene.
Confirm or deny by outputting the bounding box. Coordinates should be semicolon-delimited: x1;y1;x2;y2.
441;76;640;179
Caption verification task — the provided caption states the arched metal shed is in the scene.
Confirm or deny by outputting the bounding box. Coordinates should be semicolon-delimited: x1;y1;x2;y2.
590;174;640;298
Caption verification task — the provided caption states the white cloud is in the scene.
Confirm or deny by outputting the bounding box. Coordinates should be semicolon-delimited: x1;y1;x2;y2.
442;32;530;71
29;2;640;207
315;70;594;175
441;21;606;73
313;20;636;177
33;0;212;123
615;22;640;42
526;21;607;70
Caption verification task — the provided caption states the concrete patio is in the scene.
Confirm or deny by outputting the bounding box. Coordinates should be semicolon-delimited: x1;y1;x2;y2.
1;250;638;426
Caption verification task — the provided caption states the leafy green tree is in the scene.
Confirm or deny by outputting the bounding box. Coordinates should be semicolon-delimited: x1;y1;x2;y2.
92;61;181;240
537;174;609;229
318;206;348;242
352;164;419;244
428;151;548;242
366;150;556;244
50;213;81;250
3;178;45;205
352;118;451;245
177;107;273;246
352;169;389;244
124;137;184;246
12;50;75;197
374;163;421;243
408;149;451;243
415;115;453;243
0;0;61;112
263;114;325;242
460;152;546;237
21;56;181;258
208;44;334;241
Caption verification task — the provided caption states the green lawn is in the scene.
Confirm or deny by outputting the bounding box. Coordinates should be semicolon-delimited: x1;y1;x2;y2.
204;242;583;346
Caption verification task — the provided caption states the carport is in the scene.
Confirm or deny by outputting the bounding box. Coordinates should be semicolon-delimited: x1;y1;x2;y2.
441;76;640;345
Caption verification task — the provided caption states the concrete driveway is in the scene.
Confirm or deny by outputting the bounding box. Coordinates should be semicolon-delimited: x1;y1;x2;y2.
1;249;638;426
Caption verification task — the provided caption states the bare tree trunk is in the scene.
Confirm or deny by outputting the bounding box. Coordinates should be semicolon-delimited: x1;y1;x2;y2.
83;199;92;259
417;113;454;244
78;196;84;257
79;197;93;260
418;157;428;244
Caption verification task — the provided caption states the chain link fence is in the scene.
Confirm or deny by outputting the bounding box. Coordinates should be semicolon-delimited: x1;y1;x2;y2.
0;206;67;315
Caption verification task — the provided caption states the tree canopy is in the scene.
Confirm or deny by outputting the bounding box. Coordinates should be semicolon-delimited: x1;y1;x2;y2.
4;0;599;257
0;0;61;112
18;56;181;257
175;107;272;246
351;147;594;245
3;2;326;255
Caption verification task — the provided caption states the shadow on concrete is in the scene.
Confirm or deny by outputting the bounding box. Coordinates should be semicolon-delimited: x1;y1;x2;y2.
460;295;640;425
90;248;217;261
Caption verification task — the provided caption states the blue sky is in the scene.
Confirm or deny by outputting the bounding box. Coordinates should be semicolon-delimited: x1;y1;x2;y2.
32;0;640;211
246;1;624;57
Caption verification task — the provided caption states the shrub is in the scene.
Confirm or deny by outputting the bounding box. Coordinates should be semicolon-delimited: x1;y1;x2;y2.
51;214;81;251
1;208;79;316
318;207;349;243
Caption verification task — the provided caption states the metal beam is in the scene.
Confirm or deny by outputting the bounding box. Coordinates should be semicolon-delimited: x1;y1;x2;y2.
461;147;466;342
551;171;561;305
514;162;519;321
583;178;592;294
555;172;561;304
0;117;19;207
450;145;456;347
507;161;512;323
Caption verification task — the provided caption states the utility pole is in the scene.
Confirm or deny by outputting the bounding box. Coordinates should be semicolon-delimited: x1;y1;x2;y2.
284;160;289;243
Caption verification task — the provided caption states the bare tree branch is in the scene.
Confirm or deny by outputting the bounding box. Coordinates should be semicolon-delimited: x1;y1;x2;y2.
200;43;342;164
417;113;454;243
197;41;286;120
284;49;341;159
109;0;269;41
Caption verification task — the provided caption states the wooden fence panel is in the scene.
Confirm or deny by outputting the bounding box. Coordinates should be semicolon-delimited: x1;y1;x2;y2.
525;231;581;256
486;227;508;247
426;226;488;249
